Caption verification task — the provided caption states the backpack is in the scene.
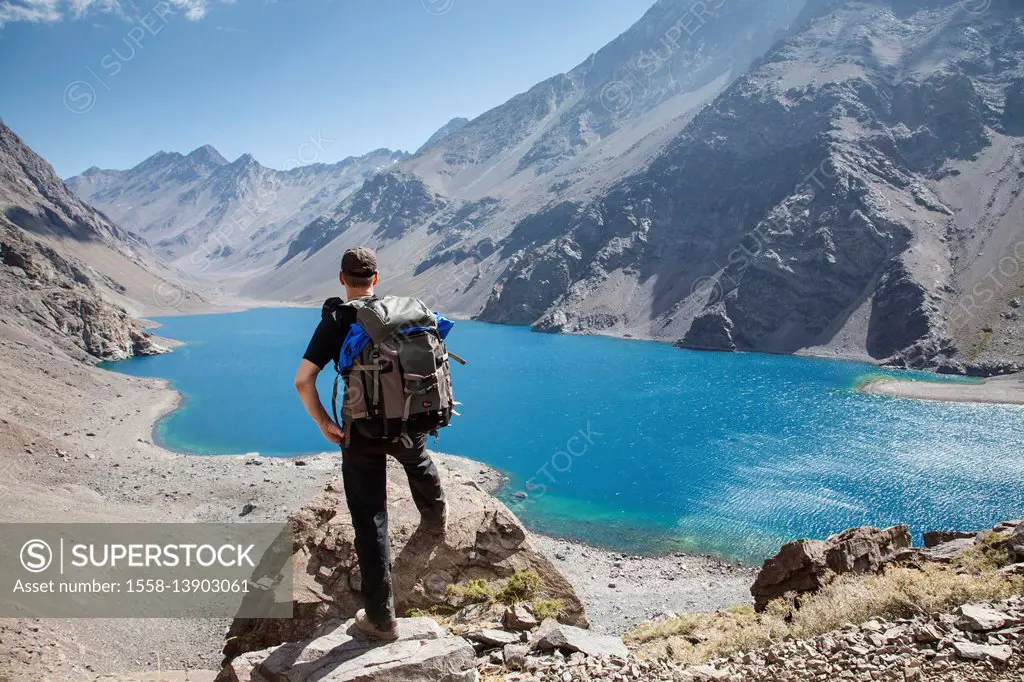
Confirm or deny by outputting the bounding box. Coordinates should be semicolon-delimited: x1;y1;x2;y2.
323;295;456;444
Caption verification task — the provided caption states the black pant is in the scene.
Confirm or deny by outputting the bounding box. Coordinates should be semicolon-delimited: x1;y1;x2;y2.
341;429;446;627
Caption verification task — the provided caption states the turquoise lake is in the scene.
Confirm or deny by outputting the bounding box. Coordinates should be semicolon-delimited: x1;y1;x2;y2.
107;308;1024;563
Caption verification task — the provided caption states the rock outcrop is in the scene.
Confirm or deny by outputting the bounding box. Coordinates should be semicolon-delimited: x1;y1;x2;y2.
751;525;912;611
0;222;165;361
222;461;586;662
280;172;451;265
221;617;477;682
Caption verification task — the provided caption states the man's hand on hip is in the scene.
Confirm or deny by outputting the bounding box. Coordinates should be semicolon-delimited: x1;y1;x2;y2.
319;420;344;445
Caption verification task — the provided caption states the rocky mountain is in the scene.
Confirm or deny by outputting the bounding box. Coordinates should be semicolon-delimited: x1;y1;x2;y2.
416;116;470;154
66;145;410;274
477;0;1024;373
200;0;809;303
0;119;196;360
61;0;1024;374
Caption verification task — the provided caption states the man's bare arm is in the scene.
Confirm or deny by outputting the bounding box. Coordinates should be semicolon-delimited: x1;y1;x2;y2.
294;359;344;445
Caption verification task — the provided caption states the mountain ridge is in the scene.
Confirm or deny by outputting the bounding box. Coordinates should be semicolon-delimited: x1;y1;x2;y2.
0;118;201;360
66;143;412;274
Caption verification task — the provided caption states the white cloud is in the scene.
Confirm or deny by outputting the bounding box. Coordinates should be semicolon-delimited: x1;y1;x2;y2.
0;0;62;25
0;0;232;27
169;0;207;21
68;0;122;19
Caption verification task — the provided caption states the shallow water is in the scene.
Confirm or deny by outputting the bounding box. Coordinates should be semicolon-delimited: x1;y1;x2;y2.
107;308;1024;563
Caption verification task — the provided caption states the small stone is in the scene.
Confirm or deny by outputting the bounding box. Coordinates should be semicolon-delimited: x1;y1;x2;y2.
862;620;883;633
240;502;256;517
503;643;529;671
504;604;539;631
912;624;942;644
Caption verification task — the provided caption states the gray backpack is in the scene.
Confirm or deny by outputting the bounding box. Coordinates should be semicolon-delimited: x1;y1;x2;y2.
327;295;455;444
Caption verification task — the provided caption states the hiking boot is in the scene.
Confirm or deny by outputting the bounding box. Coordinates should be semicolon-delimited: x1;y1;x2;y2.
355;609;399;641
419;501;448;534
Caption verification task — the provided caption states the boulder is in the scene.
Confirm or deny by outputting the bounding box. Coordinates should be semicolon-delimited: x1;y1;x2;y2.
223;460;586;661
678;665;731;681
752;526;911;611
952;641;1013;663
957;604;1009;632
922;530;975;548
920;537;976;563
466;628;521;648
995;522;1024;563
220;616;476;682
530;618;629;658
1000;563;1024;576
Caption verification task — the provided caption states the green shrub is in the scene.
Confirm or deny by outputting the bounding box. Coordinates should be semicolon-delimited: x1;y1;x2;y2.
498;569;541;604
446;578;496;604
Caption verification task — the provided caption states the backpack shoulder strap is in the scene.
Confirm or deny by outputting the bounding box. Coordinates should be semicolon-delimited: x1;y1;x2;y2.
321;297;344;321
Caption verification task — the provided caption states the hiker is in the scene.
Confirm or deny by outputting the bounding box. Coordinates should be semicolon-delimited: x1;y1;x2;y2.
294;246;456;641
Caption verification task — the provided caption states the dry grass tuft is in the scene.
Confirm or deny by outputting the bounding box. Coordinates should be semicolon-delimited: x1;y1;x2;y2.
532;597;567;621
627;550;1024;665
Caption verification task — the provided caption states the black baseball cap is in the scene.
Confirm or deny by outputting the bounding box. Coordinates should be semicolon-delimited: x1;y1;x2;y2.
341;247;378;277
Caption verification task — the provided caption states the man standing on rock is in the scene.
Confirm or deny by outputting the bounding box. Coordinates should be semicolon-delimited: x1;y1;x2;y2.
294;246;453;641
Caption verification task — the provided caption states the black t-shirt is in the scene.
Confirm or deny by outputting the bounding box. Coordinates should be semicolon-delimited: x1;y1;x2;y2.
302;300;360;370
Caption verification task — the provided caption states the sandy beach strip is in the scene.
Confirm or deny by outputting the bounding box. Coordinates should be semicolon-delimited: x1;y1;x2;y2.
858;372;1024;406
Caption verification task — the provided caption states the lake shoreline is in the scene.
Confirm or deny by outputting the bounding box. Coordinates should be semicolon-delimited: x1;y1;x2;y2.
145;299;1013;383
858;373;1024;406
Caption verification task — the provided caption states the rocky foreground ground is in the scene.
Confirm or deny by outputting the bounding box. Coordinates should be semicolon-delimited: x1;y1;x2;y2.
210;517;1023;682
491;596;1024;682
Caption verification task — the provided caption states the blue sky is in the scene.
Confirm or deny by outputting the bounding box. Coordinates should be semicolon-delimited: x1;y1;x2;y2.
0;0;655;177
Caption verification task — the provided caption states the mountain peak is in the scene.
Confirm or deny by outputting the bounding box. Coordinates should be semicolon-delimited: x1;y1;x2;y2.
186;144;228;166
232;153;260;167
132;150;184;173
